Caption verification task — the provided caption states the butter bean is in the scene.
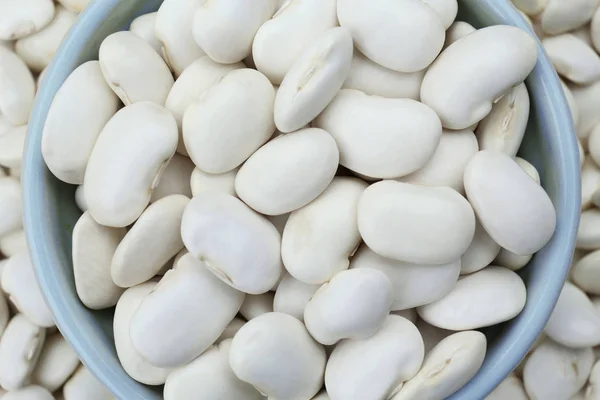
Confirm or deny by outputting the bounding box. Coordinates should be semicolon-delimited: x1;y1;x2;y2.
416;319;453;354
349;245;460;310
130;254;245;368
545;282;600;347
31;334;80;392
239;292;274;321
229;312;326;400
337;0;445;72
485;374;528;400
183;69;275;174
540;0;597;35
129;13;162;56
63;366;114;400
572;250;600;295
399;129;478;193
304;268;393;345
0;47;35;125
154;0;205;76
0;229;27;257
282;177;367;284
421;26;537;130
193;0;278;64
418;266;526;330
0;314;46;391
315;89;442;179
42;61;120;184
464;150;556;255
74;185;86;211
511;0;547;16
0;0;55;40
562;80;580;130
444;21;476;49
236;128;339;215
460;219;501;275
577;209;600;250
113;282;171;385
15;6;76;72
358;180;475;265
112;195;189;288
421;0;458;29
342;51;424;100
99;31;174;105
515;157;541;184
4;385;54;400
273;273;320;322
164;339;263;400
150;154;194;202
475;83;530;157
84;102;178;227
181;194;282;294
253;0;338;85
523;339;593;400
0;177;22;237
571;80;600;139
0;124;26;169
325;315;424;400
216;317;245;343
543;34;600;84
164;57;243;155
2;252;54;327
393;331;486;400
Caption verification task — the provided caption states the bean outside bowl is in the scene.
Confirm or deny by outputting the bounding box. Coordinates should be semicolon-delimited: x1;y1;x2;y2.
22;0;580;398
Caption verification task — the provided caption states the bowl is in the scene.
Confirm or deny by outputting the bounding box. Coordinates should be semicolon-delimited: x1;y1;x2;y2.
22;0;581;398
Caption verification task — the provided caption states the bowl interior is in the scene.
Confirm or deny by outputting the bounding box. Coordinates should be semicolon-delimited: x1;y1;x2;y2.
22;0;580;399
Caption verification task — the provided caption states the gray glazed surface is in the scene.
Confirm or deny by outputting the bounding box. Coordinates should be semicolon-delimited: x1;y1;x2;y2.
22;0;580;399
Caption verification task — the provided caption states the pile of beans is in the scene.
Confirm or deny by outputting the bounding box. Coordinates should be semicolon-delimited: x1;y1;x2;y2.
486;1;600;399
0;1;116;399
37;0;562;399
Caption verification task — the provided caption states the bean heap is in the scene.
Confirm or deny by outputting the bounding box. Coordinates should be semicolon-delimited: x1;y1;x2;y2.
36;0;559;400
0;1;117;399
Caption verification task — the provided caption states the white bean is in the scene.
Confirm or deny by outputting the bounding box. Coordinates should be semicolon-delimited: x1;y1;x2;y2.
392;331;486;400
545;282;600;348
511;0;547;16
349;245;460;310
485;374;528;400
0;47;35;125
304;268;393;345
190;167;237;198
150;154;194;202
129;13;162;56
460;219;501;275
0;229;27;257
562;80;580;130
239;292;274;321
183;69;275;174
84;101;178;227
63;366;113;400
581;159;600;210
192;0;278;64
14;6;76;72
229;312;326;400
417;266;526;330
523;339;593;400
181;193;282;294
358;180;475;265
577;209;600;250
337;0;445;72
325;315;424;400
3;385;53;400
475;83;530;157
0;177;22;237
399;129;478;193
0;314;46;391
165;57;243;155
273;273;320;322
42;61;120;185
444;21;476;49
274;27;353;133
253;0;338;85
342;50;424;100
164;339;263;400
31;334;80;392
99;31;174;105
571;80;600;139
282;177;367;284
0;124;26;169
539;0;597;35
515;157;541;184
71;211;126;309
0;0;55;40
421;25;537;130
314;89;442;179
421;0;458;29
111;194;189;288
216;317;245;343
154;0;206;77
416;319;453;354
236;128;339;215
2;252;54;327
464;150;556;255
113;282;171;385
572;250;600;295
543;34;600;84
130;254;245;368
